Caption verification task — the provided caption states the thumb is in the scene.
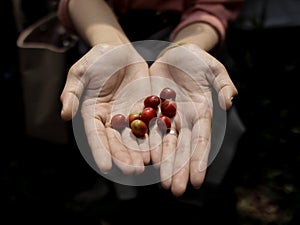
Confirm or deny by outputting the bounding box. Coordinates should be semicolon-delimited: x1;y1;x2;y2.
60;70;86;121
206;61;238;110
60;91;79;121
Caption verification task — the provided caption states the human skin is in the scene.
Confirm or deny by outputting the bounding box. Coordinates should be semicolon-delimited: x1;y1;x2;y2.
149;43;237;196
60;0;237;196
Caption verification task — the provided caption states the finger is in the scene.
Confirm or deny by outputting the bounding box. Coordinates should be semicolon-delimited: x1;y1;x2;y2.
171;128;191;197
122;127;149;174
189;111;211;188
60;45;110;121
209;62;238;110
149;122;163;168
123;139;150;175
60;45;114;121
121;128;146;174
60;61;88;121
107;127;135;175
136;134;151;166
127;148;145;175
125;105;150;170
81;112;112;173
160;131;177;190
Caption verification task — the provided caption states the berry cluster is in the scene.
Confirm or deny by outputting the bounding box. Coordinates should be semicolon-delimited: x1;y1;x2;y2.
111;87;177;138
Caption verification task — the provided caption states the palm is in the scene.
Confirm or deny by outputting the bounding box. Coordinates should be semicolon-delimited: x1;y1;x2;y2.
62;44;152;175
148;44;236;196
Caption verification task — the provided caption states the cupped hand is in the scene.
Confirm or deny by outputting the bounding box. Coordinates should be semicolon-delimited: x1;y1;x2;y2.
149;43;238;196
60;43;151;175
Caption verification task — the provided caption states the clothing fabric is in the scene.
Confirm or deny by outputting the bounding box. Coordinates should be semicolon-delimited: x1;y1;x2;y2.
57;0;243;45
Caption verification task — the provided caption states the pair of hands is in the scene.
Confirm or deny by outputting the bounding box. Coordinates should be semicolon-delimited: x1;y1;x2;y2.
60;42;237;196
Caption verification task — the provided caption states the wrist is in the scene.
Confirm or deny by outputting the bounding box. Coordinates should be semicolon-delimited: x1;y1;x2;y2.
86;26;130;47
172;23;219;52
157;41;187;59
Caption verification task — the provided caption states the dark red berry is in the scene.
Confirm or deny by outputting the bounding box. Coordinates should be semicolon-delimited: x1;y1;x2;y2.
141;107;157;126
157;115;171;133
130;119;148;137
128;112;142;126
160;87;176;101
144;95;160;109
160;99;177;118
111;114;127;130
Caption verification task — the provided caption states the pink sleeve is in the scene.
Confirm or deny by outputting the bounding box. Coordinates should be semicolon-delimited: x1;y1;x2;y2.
170;1;243;46
57;0;76;34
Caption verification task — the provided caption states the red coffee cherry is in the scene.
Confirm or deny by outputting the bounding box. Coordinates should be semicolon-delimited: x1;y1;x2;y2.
157;115;171;133
160;99;177;118
144;95;161;109
128;112;142;126
111;114;127;130
130;119;148;137
160;87;176;101
141;107;157;126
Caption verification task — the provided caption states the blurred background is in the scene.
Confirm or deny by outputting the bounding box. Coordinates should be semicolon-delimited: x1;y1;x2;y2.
1;0;299;224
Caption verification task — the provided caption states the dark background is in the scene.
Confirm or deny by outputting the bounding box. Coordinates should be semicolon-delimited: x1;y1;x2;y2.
1;0;299;224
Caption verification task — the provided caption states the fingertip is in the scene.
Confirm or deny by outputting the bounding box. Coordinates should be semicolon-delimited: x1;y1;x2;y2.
218;87;238;110
226;96;234;110
100;166;112;175
60;93;79;121
134;165;145;175
226;91;238;110
190;171;206;189
160;179;171;190
171;185;186;197
61;108;72;121
97;161;113;175
60;100;74;121
142;152;151;165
